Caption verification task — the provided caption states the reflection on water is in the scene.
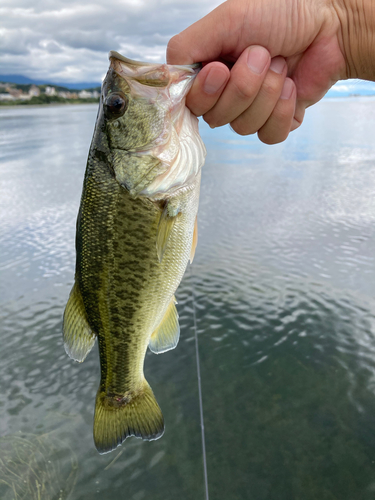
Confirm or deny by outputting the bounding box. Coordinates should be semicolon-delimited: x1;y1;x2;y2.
1;101;375;499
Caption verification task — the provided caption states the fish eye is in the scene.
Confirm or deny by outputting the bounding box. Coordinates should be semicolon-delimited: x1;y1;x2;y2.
104;92;128;119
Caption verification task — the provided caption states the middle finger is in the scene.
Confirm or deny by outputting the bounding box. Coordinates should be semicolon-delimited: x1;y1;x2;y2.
203;45;271;128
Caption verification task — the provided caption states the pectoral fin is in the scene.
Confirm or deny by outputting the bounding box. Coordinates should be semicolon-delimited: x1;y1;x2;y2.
190;216;198;264
149;296;180;354
63;282;96;362
156;204;179;262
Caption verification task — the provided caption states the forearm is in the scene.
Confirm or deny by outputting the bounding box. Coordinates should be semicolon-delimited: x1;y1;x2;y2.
334;0;375;80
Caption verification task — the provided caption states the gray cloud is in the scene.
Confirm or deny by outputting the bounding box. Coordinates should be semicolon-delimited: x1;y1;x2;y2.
0;0;222;83
40;40;63;54
56;30;116;52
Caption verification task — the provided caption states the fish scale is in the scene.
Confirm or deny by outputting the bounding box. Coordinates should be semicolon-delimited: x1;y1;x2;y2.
63;52;205;454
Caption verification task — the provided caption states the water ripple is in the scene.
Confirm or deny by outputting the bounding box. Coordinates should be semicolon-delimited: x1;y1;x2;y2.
2;101;375;500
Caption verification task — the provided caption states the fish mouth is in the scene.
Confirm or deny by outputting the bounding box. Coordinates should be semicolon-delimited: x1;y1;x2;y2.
109;50;201;71
108;51;201;90
108;50;201;134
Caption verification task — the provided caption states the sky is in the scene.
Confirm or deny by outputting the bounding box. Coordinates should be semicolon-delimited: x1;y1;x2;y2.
0;0;222;83
1;0;375;95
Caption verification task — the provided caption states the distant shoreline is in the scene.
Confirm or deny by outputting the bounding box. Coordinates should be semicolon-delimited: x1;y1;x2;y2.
1;94;374;112
0;101;100;109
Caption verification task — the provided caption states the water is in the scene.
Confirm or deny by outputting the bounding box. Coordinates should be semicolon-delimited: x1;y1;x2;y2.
1;100;375;499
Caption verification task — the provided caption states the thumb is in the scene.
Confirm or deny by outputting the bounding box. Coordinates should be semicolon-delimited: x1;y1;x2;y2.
167;3;243;65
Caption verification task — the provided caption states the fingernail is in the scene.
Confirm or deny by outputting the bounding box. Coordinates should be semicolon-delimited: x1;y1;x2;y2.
280;78;294;99
203;67;228;94
270;57;286;75
247;46;269;75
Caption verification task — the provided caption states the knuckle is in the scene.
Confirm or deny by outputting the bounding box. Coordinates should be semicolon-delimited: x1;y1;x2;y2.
261;77;282;98
258;125;289;145
187;104;203;118
230;119;257;136
231;78;256;101
258;132;285;145
166;35;182;61
294;106;305;125
203;113;220;128
291;117;302;131
273;104;293;124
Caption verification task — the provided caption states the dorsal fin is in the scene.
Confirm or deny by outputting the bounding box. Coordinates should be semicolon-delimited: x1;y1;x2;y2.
63;282;96;362
149;296;180;354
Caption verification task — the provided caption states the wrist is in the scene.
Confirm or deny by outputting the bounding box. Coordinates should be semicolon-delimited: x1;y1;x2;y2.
332;0;375;80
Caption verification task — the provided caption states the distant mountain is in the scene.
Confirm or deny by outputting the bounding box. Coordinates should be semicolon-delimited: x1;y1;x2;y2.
0;74;101;90
2;74;375;97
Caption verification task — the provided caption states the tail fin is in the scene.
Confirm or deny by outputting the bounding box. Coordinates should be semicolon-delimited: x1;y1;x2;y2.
93;380;164;454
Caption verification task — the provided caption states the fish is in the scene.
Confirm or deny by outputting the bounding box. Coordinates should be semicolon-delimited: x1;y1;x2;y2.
62;51;206;454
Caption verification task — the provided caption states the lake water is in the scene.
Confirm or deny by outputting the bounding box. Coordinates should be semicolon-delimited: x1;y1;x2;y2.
1;100;375;500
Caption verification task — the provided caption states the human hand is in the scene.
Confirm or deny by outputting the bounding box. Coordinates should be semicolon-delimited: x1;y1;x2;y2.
167;0;374;144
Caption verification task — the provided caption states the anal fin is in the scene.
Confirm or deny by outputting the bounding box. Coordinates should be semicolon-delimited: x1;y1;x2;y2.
63;281;96;362
190;216;198;263
149;296;180;354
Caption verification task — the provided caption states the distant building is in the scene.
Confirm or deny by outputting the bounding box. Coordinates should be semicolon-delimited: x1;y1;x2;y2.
58;91;71;99
0;93;15;101
7;88;22;98
45;86;56;96
29;85;40;97
78;90;93;99
2;87;31;100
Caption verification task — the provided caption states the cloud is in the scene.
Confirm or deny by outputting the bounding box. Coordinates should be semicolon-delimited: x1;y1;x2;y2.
0;0;221;83
328;80;375;97
5;0;373;97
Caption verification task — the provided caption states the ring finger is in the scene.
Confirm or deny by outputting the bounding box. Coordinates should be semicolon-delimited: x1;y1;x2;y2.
230;56;288;135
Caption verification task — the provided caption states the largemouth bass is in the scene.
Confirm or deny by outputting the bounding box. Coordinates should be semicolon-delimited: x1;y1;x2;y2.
62;51;206;454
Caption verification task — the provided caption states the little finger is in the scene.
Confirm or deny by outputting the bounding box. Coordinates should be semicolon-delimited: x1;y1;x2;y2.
257;78;296;144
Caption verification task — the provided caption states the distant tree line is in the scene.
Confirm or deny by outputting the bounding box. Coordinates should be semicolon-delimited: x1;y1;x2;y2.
0;94;100;106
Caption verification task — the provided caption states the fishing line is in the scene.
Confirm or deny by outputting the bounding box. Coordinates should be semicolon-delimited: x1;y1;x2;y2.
190;267;209;500
104;449;123;470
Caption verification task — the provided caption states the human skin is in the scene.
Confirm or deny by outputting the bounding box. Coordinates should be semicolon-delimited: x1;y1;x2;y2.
167;0;375;144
